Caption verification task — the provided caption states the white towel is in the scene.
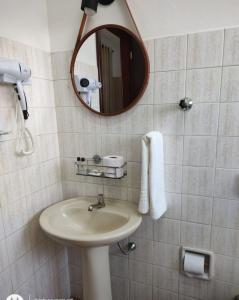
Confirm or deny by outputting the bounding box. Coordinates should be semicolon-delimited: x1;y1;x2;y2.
138;131;167;220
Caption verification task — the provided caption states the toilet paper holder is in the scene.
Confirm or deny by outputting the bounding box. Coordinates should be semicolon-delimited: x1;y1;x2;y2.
181;247;214;281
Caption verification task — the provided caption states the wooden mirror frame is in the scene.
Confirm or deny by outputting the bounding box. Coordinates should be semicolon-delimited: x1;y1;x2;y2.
70;20;150;116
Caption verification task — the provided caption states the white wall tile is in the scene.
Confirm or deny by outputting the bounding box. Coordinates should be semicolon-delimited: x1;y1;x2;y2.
130;281;152;300
214;169;239;200
207;280;239;300
145;39;155;73
165;165;182;193
187;30;224;68
153;287;178;300
164;135;184;165
112;276;129;300
186;68;221;102
184;103;219;136
183;136;217;167
155;35;187;71
154;104;184;135
154;70;186;104
221;66;239;102
182;166;214;197
217;137;239;168
182;194;213;224
212;226;239;257
179;275;208;299
153;241;180;270
125;105;154;134
154;218;180;245
153;266;179;292
180;222;211;249
214;254;239;286
213;198;239;229
224;27;239;66
129;259;152;285
219;103;239;136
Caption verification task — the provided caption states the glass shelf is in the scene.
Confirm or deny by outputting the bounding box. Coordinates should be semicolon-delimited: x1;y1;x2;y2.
75;158;127;179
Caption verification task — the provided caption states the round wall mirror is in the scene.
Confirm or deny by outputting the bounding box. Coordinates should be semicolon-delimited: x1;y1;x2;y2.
71;24;149;116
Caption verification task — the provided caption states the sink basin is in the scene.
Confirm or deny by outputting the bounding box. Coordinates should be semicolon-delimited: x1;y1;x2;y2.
40;196;142;247
39;196;142;300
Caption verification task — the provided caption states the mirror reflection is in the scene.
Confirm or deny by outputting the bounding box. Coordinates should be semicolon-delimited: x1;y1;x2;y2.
73;25;148;115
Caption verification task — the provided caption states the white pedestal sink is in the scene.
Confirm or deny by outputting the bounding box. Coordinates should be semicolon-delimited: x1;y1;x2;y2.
39;197;142;300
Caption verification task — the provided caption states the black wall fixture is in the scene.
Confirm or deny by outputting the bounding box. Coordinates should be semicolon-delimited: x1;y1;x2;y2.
81;0;98;15
99;0;115;5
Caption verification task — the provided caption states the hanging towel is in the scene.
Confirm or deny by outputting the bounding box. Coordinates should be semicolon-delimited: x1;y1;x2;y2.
138;131;167;220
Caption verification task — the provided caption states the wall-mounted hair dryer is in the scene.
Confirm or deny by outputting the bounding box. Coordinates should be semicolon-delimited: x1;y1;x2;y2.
0;58;31;120
75;75;102;107
0;58;34;156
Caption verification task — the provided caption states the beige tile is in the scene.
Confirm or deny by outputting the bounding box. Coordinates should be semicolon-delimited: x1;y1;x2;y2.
207;280;239;300
180;222;211;249
154;218;180;245
6;227;31;264
153;241;180;270
221;66;239;102
165;165;183;193
100;113;126;134
129;259;153;285
214;254;239;286
154;70;186;104
214;169;239;200
164;135;184;165
102;134;127;158
216;137;239;168
179;275;208;299
140;72;154;104
130;237;153;263
213;198;239;229
212;226;239;257
184;103;219;136
182;195;213;224
187;30;224;68
164;193;182;220
224;27;239;66
153;265;179;292
153;287;178;300
145;39;155;73
54;79;76;107
130;281;152;300
125;105;154;134
51;51;72;80
11;251;34;290
127;162;141;188
112;276;129;300
154;104;184;135
186;68;221;102
219;103;239;136
0;268;13;300
183;136;217;167
0;238;9;272
132;215;154;240
110;255;129;278
126;135;141;163
182;166;214;197
155;35;187;71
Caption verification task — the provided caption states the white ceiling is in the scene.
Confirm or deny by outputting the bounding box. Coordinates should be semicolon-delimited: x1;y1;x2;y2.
47;0;239;51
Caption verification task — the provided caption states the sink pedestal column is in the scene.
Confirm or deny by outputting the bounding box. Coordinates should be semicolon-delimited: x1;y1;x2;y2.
82;246;112;300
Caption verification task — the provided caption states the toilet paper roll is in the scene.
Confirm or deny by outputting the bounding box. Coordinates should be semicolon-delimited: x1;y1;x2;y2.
103;155;124;168
184;252;205;275
105;167;124;178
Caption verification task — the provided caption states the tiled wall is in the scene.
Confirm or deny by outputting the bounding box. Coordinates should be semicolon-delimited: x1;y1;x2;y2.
53;26;239;300
0;37;70;299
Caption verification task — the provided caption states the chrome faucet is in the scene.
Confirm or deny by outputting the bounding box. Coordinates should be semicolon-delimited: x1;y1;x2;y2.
88;194;105;211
